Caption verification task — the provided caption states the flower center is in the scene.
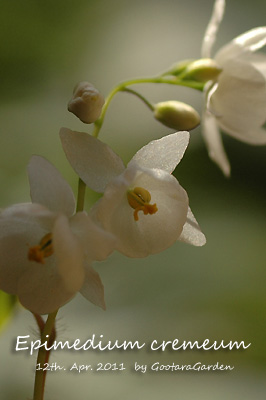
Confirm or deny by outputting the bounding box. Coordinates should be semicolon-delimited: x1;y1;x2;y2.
28;233;53;264
127;186;158;221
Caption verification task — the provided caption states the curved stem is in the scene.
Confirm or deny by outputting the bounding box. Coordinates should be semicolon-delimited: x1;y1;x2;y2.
92;75;204;138
92;85;122;138
33;310;58;400
122;87;155;111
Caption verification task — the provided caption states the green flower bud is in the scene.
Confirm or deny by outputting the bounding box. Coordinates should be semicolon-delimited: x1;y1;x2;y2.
154;101;200;131
164;59;195;76
180;58;222;82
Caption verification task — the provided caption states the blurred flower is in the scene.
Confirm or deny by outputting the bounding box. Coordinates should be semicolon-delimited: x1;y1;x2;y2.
201;0;266;176
154;100;200;131
68;82;105;123
0;156;115;314
60;128;206;258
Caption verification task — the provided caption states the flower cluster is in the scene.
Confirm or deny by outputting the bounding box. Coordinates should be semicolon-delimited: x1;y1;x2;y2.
0;0;265;319
0;129;205;315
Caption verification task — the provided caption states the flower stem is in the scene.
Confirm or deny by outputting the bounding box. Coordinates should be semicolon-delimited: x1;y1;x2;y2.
33;310;58;400
76;178;86;212
92;75;204;138
121;87;155;111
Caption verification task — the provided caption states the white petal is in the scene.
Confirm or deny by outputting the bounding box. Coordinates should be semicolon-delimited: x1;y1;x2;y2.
18;258;75;315
0;211;48;293
94;166;189;258
246;53;266;79
130;131;190;173
53;214;85;293
70;212;115;261
217;124;266;145
234;27;266;52
179;207;206;246
212;58;266;132
1;202;53;221
201;0;226;58
60;128;125;193
216;27;266;63
202;110;230;177
1;203;56;235
28;156;76;217
79;264;105;310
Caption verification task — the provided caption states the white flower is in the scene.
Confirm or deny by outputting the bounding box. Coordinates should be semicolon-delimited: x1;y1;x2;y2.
201;0;266;176
68;82;105;124
60;128;206;258
0;156;115;314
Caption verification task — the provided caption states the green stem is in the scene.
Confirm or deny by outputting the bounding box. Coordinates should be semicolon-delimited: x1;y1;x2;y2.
76;178;86;212
122;87;155;111
92;85;122;138
92;75;204;138
33;310;58;400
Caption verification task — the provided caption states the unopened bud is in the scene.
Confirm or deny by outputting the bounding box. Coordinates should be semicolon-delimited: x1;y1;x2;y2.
165;59;195;76
68;82;105;123
154;101;200;131
180;58;222;82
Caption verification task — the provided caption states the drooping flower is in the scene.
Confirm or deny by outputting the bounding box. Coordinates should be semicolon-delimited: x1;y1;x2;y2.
60;128;206;258
68;82;105;124
0;156;115;314
201;0;266;176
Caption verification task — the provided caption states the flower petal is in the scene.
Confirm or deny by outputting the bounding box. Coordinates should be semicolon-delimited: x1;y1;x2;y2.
28;156;76;217
202;110;230;177
201;0;226;58
246;53;266;79
179;207;206;246
0;209;49;293
234;27;266;52
129;131;190;173
94;166;189;258
211;58;266;132
60;128;125;193
218;125;266;145
53;214;85;294
70;212;116;261
216;27;266;63
18;259;75;315
1;202;55;227
79;264;106;310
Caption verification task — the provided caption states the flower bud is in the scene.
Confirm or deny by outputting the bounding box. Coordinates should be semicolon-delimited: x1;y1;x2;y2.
180;58;222;82
165;59;195;76
68;82;105;124
154;101;200;131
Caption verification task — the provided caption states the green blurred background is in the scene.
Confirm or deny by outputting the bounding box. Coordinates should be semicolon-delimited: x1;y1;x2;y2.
0;0;266;399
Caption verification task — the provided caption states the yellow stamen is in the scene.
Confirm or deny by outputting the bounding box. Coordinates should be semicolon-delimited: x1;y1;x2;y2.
28;233;53;264
127;186;158;221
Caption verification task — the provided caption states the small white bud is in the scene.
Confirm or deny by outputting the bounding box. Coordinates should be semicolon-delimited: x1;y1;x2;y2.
154;101;200;131
181;59;222;82
68;82;105;124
